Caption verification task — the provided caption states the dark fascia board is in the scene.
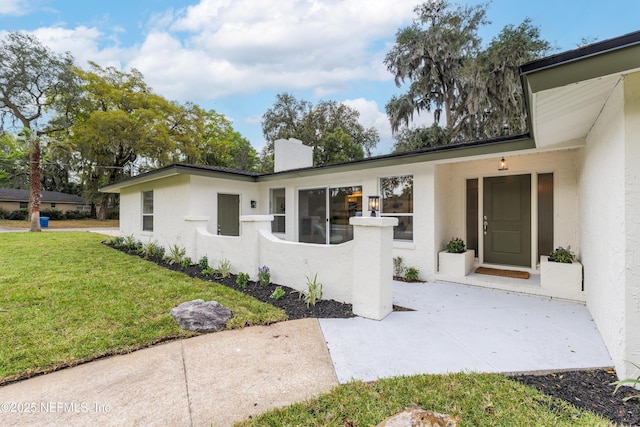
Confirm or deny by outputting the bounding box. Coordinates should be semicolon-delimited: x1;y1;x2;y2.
99;164;259;192
259;134;534;181
100;134;535;191
521;30;640;93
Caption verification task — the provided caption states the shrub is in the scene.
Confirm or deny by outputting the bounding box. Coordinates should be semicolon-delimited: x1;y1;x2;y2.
166;244;186;265
258;265;270;286
405;267;420;282
300;273;323;308
198;256;209;270
0;207;9;219
180;256;192;269
40;208;64;220
216;259;232;278
393;256;405;277
447;237;466;253
64;210;91;220
236;272;250;288
549;245;575;263
270;287;286;300
105;236;124;247
8;209;28;220
123;234;140;251
139;240;164;259
201;267;215;276
106;209;119;220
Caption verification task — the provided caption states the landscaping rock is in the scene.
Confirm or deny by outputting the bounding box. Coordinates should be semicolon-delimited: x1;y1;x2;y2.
170;299;232;333
376;406;457;427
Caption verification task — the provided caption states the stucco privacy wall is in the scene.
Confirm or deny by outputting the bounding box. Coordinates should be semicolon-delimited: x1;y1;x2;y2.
580;77;627;377
257;163;437;280
624;72;640;379
438;150;581;265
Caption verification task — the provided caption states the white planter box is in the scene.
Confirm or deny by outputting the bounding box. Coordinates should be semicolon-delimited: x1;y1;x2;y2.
438;250;475;276
540;255;583;299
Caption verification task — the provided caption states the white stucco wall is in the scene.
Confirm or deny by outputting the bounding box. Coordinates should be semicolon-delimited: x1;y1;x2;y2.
274;138;314;172
580;78;628;377
623;72;640;380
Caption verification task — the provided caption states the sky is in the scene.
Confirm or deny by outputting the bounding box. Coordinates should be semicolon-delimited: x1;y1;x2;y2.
1;0;639;155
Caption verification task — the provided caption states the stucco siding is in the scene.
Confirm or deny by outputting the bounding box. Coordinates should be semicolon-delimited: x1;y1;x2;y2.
580;78;626;376
624;72;640;379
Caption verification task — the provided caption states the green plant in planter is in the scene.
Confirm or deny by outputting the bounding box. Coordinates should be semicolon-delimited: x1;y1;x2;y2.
405;267;420;282
549;245;575;263
447;237;466;253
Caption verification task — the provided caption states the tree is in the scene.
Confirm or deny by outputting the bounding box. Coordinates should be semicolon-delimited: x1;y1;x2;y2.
0;32;75;230
0;131;29;188
391;124;450;153
385;1;550;150
261;93;379;170
385;0;487;138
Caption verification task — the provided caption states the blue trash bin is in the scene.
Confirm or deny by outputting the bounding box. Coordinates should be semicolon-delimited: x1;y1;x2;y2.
39;217;49;228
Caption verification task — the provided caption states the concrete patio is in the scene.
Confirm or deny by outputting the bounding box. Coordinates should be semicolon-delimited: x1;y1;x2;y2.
320;281;612;383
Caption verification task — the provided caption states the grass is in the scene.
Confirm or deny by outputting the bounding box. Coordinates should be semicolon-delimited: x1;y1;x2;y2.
236;373;613;426
0;232;286;383
0;218;119;229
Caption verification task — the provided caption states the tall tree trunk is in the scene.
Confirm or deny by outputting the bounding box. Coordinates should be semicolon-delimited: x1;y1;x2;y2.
97;193;109;221
29;136;41;232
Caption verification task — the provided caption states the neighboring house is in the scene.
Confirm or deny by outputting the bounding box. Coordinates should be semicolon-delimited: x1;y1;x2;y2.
0;188;87;214
101;31;640;380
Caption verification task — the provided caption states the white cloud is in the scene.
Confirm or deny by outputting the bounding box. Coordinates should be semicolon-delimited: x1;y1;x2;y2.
127;0;421;102
342;98;393;154
0;0;29;16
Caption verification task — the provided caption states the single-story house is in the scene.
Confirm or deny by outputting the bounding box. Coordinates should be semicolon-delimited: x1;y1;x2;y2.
0;188;87;214
101;31;640;381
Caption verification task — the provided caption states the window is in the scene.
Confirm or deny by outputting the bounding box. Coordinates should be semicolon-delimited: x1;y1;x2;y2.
269;188;286;233
50;203;56;208
380;175;413;241
298;186;362;244
142;191;153;231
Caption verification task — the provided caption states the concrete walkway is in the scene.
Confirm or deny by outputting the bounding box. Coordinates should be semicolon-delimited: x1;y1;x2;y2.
0;281;613;426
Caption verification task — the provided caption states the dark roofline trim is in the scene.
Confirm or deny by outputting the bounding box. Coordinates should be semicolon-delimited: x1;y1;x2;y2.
521;30;640;75
100;133;534;191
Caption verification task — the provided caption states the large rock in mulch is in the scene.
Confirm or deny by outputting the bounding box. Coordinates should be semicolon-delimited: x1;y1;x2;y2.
376;406;458;427
170;299;232;333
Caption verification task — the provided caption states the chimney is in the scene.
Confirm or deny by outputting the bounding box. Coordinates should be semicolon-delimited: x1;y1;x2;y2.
273;138;313;172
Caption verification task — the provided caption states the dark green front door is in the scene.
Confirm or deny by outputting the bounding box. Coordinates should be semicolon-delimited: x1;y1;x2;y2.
483;175;531;267
217;193;239;236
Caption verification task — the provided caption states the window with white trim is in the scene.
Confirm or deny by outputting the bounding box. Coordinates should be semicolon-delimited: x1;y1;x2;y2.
380;175;413;241
142;191;153;231
269;188;286;233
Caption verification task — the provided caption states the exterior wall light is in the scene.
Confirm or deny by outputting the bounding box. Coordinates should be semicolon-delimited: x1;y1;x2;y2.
250;200;257;208
499;157;508;171
368;195;380;217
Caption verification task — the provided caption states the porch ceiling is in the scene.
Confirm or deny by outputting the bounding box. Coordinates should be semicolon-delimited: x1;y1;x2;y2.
522;31;640;150
530;74;623;148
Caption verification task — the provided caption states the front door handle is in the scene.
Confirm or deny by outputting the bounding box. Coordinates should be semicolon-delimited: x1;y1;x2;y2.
483;216;488;235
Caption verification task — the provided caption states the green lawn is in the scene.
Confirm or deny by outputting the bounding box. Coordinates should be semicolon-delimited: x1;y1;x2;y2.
0;232;286;383
236;373;613;426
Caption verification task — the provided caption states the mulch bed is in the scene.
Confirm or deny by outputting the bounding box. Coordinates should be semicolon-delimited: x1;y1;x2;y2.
511;369;639;426
109;243;640;425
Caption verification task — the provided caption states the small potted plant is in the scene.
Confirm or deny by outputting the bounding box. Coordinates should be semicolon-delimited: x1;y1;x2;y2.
540;245;583;300
438;237;475;276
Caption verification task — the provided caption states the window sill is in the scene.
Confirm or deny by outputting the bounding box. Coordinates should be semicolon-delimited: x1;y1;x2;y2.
393;240;415;250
